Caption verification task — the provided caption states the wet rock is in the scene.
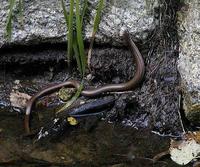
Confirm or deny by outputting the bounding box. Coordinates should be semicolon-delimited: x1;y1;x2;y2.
0;0;182;136
177;0;200;123
86;38;182;135
0;0;158;47
0;41;182;135
0;46;67;65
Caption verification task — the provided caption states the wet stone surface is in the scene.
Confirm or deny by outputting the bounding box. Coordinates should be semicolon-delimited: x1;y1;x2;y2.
177;0;200;123
90;43;182;135
0;44;182;135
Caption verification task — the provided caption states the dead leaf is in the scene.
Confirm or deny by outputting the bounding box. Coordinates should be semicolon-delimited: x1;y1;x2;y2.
10;91;31;108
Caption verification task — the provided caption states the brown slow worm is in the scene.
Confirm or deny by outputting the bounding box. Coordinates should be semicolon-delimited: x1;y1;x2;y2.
24;31;145;134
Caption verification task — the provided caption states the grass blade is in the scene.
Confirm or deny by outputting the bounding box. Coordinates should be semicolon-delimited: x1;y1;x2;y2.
73;36;82;73
75;0;86;77
93;0;104;33
18;0;24;27
81;0;88;26
87;0;104;69
6;0;16;41
67;0;74;67
61;0;69;27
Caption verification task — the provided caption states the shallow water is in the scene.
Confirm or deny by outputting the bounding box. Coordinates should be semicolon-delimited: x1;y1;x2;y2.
0;106;182;167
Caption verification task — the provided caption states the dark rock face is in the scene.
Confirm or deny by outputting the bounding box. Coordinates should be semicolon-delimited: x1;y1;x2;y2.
177;0;200;123
0;41;182;135
89;44;181;135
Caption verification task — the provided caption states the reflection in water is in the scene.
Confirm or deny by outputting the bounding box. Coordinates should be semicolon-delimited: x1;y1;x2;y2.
0;108;179;167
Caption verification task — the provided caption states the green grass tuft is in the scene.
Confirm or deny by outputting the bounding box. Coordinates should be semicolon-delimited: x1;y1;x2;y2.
61;0;87;76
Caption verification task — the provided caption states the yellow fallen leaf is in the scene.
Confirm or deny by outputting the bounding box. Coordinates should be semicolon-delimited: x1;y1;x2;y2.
67;117;78;126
